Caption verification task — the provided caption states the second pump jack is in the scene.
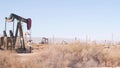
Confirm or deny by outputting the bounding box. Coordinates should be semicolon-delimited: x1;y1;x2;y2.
5;13;32;50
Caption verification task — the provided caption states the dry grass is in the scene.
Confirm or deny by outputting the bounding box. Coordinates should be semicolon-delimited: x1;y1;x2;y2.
0;41;120;68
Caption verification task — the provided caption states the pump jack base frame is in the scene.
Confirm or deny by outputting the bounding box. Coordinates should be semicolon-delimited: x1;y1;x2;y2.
16;48;32;53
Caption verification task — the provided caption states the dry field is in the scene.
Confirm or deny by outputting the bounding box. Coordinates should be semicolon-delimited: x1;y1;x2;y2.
0;41;120;68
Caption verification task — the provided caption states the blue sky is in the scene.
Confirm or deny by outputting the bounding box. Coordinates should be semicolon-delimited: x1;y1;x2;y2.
0;0;120;41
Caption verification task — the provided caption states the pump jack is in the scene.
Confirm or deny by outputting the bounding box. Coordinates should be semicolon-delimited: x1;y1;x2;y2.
2;13;32;51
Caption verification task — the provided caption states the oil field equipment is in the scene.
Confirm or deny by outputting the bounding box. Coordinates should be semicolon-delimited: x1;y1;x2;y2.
41;37;48;44
0;13;32;52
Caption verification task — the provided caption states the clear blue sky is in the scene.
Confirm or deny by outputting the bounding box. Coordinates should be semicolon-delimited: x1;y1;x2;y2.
0;0;120;41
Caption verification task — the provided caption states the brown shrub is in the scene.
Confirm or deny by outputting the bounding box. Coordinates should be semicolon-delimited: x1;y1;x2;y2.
0;41;120;68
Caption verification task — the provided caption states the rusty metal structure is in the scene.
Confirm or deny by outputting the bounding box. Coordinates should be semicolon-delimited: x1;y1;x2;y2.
0;13;32;51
